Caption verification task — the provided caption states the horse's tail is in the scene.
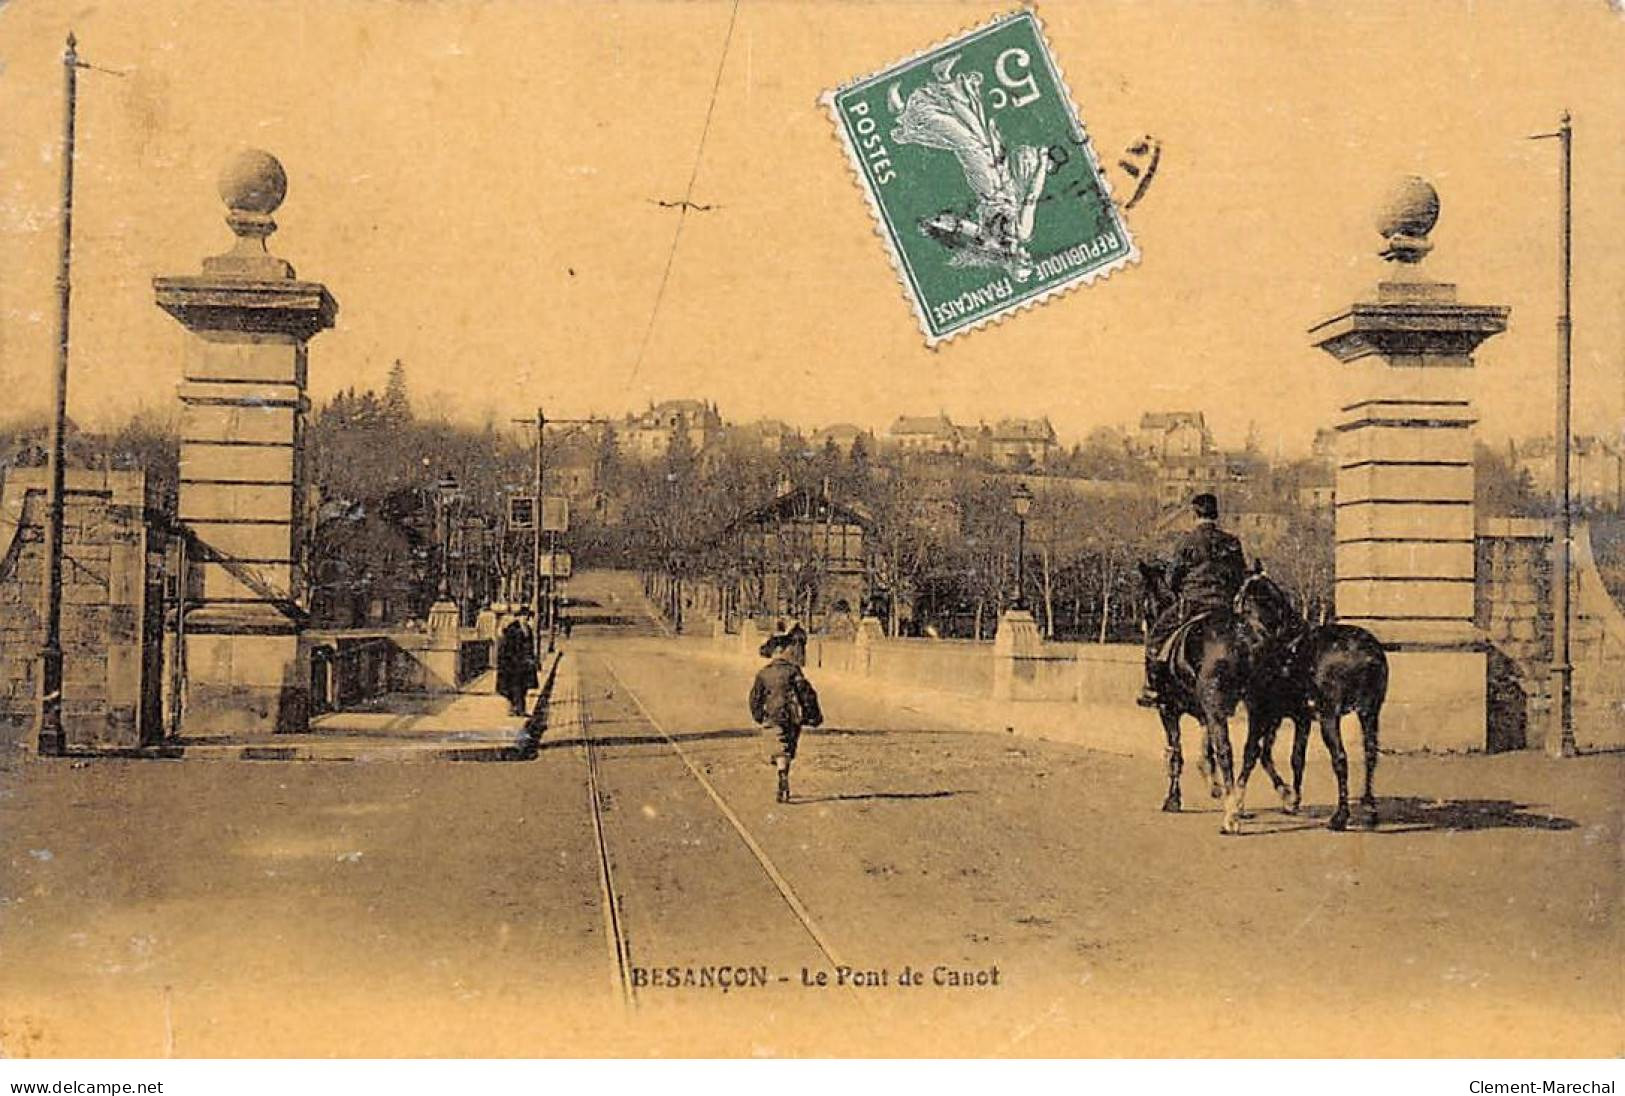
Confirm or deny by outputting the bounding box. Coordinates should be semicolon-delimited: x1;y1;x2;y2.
1356;627;1390;714
1371;646;1390;710
1180;616;1252;720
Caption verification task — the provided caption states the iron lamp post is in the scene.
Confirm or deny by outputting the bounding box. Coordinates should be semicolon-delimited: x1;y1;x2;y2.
435;472;460;599
1011;481;1033;612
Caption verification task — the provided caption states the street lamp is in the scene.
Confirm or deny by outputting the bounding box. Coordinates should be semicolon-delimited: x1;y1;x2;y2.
435;472;460;599
457;515;484;622
1011;481;1033;612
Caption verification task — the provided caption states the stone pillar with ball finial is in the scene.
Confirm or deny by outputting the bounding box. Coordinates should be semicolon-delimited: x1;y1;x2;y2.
154;150;337;737
1308;176;1507;750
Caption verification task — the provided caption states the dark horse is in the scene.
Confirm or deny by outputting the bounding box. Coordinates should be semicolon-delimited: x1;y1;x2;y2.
1232;569;1390;831
1135;561;1258;834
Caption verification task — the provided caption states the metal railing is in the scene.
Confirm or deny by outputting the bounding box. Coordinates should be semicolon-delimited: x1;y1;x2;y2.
308;633;494;714
458;637;492;683
309;636;399;714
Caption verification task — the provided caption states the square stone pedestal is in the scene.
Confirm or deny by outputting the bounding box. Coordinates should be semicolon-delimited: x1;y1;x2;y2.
155;159;338;743
418;600;464;693
853;617;886;673
1312;254;1508;754
993;610;1074;701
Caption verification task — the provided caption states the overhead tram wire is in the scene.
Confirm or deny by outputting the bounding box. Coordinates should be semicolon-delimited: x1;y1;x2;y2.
627;0;741;382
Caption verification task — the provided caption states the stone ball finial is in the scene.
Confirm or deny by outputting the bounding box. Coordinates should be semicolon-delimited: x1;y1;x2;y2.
218;149;287;215
204;148;295;278
1375;175;1439;263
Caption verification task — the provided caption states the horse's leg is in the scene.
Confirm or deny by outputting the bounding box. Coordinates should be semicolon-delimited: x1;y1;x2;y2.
1159;707;1183;813
1358;707;1380;829
1285;713;1309;814
1235;712;1273;818
1209;715;1241;835
1194;731;1218;798
1318;710;1350;831
1253;715;1294;811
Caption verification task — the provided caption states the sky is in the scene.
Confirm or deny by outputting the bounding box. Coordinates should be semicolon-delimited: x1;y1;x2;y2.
0;0;1620;454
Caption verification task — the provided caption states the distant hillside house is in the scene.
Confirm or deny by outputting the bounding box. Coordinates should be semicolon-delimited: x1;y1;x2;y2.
1136;411;1223;505
1159;502;1290;547
534;428;616;521
813;423;869;455
1510;435;1624;511
1232;510;1293;556
1297;461;1336;510
988;417;1058;469
625;399;723;459
888;414;964;456
732;419;797;454
553;458;614;520
552;460;597;498
1136;411;1214;461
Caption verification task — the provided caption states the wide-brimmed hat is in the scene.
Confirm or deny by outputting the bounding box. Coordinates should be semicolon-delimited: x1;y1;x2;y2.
760;626;809;658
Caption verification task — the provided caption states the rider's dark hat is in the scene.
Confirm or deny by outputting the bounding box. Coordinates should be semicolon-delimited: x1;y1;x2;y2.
1191;492;1219;520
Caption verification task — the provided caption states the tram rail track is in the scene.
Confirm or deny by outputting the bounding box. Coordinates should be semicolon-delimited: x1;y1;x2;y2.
599;657;847;971
567;660;635;1007
560;647;848;1008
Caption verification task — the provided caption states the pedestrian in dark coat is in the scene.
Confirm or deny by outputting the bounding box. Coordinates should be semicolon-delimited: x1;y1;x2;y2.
497;613;537;717
750;635;823;803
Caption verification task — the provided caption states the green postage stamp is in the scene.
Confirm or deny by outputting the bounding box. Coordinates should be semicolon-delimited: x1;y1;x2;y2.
823;10;1136;345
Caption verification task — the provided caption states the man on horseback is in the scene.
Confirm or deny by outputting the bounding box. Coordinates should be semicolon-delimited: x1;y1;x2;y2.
1137;492;1249;708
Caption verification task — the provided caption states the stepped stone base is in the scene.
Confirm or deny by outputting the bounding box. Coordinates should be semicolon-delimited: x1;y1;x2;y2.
184;632;307;737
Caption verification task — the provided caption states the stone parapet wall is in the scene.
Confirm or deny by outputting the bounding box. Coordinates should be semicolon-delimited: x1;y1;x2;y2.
0;469;163;750
864;637;994;698
1475;518;1625;751
1475;519;1551;751
713;627;1470;753
706;511;1625;754
1571;524;1625;749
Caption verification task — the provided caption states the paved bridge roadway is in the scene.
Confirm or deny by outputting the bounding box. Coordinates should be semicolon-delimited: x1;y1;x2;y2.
0;569;1618;1057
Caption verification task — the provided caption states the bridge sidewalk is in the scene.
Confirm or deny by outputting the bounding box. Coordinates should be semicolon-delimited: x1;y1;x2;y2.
178;662;557;762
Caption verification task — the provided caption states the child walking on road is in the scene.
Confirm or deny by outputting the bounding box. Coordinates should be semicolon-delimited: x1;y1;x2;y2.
749;631;823;803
